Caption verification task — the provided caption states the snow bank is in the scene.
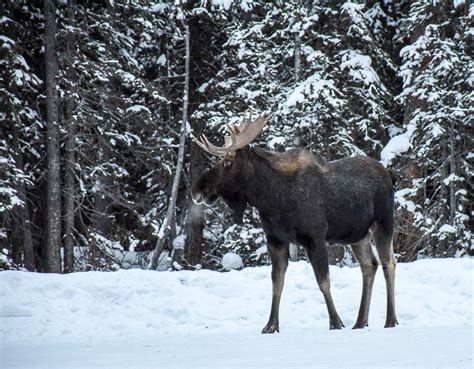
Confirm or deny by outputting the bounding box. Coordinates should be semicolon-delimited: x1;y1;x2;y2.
1;258;471;342
0;258;472;368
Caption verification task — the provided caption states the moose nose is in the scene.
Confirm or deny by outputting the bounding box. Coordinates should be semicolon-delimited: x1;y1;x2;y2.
192;191;203;204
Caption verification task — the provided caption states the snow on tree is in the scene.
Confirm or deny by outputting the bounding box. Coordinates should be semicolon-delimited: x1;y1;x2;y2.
0;2;43;270
193;1;399;265
386;0;472;258
1;0;471;271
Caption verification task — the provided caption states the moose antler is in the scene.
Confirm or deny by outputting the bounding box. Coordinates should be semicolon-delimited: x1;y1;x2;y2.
193;111;270;156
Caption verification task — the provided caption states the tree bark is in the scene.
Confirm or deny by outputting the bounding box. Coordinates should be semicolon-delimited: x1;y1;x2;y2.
294;1;302;83
63;0;77;273
44;0;62;273
294;29;301;83
12;125;35;271
438;141;449;254
183;128;205;266
449;120;456;224
183;201;203;265
91;147;113;236
150;19;190;270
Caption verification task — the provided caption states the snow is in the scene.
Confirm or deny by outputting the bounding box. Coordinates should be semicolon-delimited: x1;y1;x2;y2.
267;136;286;149
286;74;343;108
439;224;457;234
157;53;167;66
340;51;379;85
1;258;472;368
172;234;186;250
380;123;415;165
394;188;418;213
0;35;15;46
126;105;151;115
221;252;243;270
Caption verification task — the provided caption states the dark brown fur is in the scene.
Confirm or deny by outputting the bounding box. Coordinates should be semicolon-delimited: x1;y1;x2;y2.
192;146;398;333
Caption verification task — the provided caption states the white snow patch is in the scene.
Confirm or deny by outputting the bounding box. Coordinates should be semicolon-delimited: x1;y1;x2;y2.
267;136;286;149
221;252;243;270
395;188;418;213
381;124;415;165
254;245;267;257
0;258;472;368
0;35;15;46
439;224;457;233
172;234;186;250
286;74;343;108
443;173;464;185
340;51;378;85
126;105;151;114
157;54;167;66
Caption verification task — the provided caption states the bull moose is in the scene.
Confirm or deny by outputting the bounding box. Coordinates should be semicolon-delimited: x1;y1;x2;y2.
191;112;398;333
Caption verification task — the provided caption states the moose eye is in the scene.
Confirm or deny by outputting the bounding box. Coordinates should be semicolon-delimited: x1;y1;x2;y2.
223;159;233;168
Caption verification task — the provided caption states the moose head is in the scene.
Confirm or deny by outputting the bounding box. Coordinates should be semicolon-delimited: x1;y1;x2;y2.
191;112;270;223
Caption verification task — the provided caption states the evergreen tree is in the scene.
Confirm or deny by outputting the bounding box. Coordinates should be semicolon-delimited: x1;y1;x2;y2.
1;0;471;271
385;0;473;258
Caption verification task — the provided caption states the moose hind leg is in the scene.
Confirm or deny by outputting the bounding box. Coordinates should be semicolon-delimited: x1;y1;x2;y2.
372;222;398;328
262;239;289;334
351;233;378;329
307;240;344;330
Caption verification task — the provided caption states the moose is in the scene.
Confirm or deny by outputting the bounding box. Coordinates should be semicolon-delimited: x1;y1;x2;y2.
191;112;398;333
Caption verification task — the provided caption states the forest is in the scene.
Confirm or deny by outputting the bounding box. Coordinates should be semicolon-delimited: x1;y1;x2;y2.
1;0;472;273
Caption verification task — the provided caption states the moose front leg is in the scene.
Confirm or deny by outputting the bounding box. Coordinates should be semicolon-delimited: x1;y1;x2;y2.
262;239;289;334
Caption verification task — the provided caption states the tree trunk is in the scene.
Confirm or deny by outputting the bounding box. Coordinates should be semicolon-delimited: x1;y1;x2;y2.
294;30;301;83
91;150;112;237
44;0;62;273
184;202;203;265
438;141;449;255
183;132;205;266
294;1;302;83
150;19;190;270
448;120;456;224
12;125;35;271
17;173;35;271
63;0;77;273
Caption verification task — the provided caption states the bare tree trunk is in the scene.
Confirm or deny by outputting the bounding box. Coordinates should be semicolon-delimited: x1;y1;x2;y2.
183;134;205;266
294;31;301;83
150;20;190;270
436;141;450;255
183;202;203;265
91;148;112;236
64;117;75;272
449;120;456;224
63;0;77;273
44;0;62;273
294;1;302;83
12;124;35;270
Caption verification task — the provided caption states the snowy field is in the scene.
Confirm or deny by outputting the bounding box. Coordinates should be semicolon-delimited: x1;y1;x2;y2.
1;258;472;368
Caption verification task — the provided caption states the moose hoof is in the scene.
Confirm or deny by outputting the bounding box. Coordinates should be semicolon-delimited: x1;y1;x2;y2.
352;321;368;330
384;318;399;328
262;322;279;334
329;319;344;330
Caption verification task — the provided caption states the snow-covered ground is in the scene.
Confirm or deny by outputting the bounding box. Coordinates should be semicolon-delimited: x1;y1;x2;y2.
1;258;472;368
